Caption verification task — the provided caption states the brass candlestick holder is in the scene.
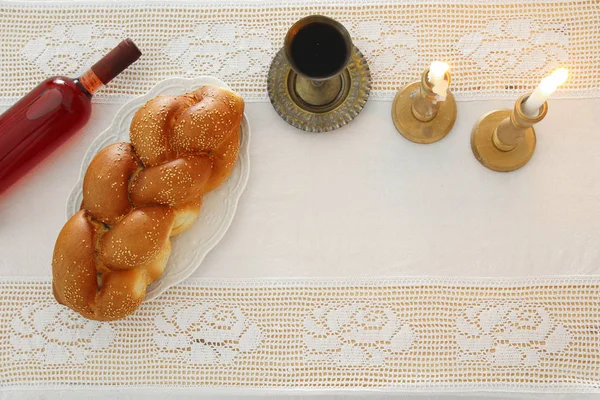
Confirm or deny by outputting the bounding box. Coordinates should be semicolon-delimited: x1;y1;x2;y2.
392;68;457;144
471;94;548;172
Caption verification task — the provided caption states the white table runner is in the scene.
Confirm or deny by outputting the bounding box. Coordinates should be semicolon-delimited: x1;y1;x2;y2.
1;0;600;395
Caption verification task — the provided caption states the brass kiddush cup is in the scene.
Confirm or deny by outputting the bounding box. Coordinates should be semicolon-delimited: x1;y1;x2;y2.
268;15;372;133
283;16;352;110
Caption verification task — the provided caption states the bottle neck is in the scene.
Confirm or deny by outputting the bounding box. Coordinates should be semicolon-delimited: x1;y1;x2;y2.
77;69;104;97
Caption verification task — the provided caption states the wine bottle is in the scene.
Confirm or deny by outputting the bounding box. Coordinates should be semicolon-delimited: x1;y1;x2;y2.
0;39;141;195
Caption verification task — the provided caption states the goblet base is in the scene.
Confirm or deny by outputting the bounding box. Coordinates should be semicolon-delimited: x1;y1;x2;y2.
267;46;371;133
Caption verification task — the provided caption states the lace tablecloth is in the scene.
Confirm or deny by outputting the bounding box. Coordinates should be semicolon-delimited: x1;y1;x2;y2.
1;1;599;398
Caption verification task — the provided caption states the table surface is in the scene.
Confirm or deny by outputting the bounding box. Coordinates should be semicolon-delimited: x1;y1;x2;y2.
1;1;600;397
2;98;600;280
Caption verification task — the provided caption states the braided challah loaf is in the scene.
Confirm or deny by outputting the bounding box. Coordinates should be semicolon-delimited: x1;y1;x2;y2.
52;86;244;321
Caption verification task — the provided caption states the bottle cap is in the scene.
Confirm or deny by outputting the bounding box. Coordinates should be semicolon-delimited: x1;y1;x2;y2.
91;39;142;85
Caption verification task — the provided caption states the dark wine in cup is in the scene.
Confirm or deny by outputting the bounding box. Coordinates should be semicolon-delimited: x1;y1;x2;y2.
284;16;352;82
290;23;349;79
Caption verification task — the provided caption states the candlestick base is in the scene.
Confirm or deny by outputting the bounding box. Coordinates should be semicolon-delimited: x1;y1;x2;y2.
391;81;457;144
471;109;536;172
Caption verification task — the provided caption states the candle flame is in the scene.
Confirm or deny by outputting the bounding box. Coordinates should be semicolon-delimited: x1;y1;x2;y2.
540;68;568;93
429;61;450;77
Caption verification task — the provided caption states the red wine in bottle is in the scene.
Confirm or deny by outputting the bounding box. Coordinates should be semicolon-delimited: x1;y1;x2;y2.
0;39;141;195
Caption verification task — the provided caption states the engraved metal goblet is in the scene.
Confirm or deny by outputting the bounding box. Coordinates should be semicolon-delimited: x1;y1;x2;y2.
267;15;372;132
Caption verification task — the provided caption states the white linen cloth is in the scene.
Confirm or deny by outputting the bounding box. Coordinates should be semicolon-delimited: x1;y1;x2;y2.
2;100;600;278
1;0;599;398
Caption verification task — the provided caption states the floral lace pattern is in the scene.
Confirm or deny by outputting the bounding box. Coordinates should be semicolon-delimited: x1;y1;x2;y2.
455;302;572;367
9;303;115;365
153;303;262;364
21;24;125;76
351;21;419;77
1;1;599;105
2;278;598;390
163;24;273;81
456;19;569;75
304;303;417;366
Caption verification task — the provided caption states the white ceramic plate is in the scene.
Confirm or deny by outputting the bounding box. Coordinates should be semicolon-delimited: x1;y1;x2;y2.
66;77;250;301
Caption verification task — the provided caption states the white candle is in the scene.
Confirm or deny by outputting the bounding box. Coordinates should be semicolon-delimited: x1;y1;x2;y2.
427;61;450;102
522;68;568;117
